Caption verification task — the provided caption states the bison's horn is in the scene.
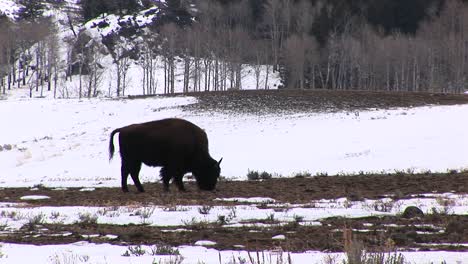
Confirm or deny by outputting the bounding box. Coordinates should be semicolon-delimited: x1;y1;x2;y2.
218;158;223;165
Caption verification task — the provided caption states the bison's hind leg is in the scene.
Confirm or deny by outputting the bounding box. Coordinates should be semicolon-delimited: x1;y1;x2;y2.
129;162;144;192
121;163;130;192
121;160;144;192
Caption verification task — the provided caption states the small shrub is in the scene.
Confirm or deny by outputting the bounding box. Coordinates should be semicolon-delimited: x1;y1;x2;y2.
315;172;328;177
0;244;4;258
122;245;146;257
75;212;98;226
23;213;45;231
182;217;211;230
293;214;304;223
198;205;212;215
372;199;395;213
152;255;184;264
150;244;180;255
343;228;409;264
50;211;61;220
247;170;272;180
447;169;458;174
293;171;312;178
49;252;89;264
265;213;276;223
247;170;260;180
135;207;156;224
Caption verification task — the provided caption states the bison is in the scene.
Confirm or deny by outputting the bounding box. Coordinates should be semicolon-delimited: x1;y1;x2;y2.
109;118;222;192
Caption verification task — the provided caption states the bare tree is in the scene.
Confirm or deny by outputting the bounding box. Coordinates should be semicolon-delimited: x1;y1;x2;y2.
160;23;178;94
139;34;159;95
114;45;131;97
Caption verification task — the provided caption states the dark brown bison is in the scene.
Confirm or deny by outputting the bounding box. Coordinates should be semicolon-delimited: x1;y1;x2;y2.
109;118;222;192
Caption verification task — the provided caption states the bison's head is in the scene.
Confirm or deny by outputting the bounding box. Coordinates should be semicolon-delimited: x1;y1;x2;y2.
195;158;222;191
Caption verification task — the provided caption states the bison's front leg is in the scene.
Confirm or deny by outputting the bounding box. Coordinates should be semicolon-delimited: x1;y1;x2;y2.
160;167;171;192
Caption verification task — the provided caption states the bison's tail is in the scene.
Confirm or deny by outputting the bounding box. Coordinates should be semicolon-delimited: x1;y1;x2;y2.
109;128;120;162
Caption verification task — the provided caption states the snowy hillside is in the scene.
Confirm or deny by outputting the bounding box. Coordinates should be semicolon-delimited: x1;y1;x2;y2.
0;0;20;19
0;0;281;99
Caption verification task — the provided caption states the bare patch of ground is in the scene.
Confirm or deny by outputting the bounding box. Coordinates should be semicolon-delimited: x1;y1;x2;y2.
1;172;467;252
177;89;468;114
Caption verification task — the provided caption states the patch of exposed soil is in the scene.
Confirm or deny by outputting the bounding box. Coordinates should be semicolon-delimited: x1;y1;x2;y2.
175;90;468;114
1;172;467;252
1;172;467;207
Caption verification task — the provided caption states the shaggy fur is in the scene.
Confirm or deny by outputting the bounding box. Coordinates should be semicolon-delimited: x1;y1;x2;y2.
109;118;222;192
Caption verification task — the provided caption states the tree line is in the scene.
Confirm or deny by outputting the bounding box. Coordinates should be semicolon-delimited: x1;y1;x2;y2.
1;0;467;97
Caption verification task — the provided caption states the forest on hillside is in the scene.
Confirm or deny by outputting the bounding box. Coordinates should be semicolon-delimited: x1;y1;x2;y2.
1;0;468;97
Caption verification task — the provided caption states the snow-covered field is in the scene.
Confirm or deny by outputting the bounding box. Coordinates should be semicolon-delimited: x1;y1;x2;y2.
1;92;467;189
1;0;467;262
1;87;468;263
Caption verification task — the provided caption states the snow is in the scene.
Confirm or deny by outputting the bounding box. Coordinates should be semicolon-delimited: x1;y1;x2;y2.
0;0;20;19
214;197;277;204
19;195;50;200
194;240;217;246
272;235;286;240
1;97;467;189
1;2;468;263
2;243;468;264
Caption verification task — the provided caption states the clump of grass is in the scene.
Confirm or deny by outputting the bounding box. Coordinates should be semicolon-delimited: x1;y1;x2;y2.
0;244;5;258
152;255;184;264
122;245;146;257
293;214;304;223
0;222;8;231
198;205;213;215
342;228;409;264
293;171;312;178
372;199;395;213
75;212;98;226
247;170;273;180
150;244;180;256
182;217;212;230
265;213;276;224
246;250;292;264
315;171;328;177
135;207;156;224
49;252;89;264
217;206;237;226
22;213;46;231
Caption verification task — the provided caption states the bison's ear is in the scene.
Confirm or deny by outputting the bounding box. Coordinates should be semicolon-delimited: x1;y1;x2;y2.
218;158;223;165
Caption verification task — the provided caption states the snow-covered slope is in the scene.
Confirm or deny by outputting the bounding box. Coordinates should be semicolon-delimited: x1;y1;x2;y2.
0;0;281;99
0;0;20;19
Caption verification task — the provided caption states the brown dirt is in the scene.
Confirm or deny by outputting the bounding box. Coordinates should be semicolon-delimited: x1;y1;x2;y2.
1;172;467;252
176;89;468;114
